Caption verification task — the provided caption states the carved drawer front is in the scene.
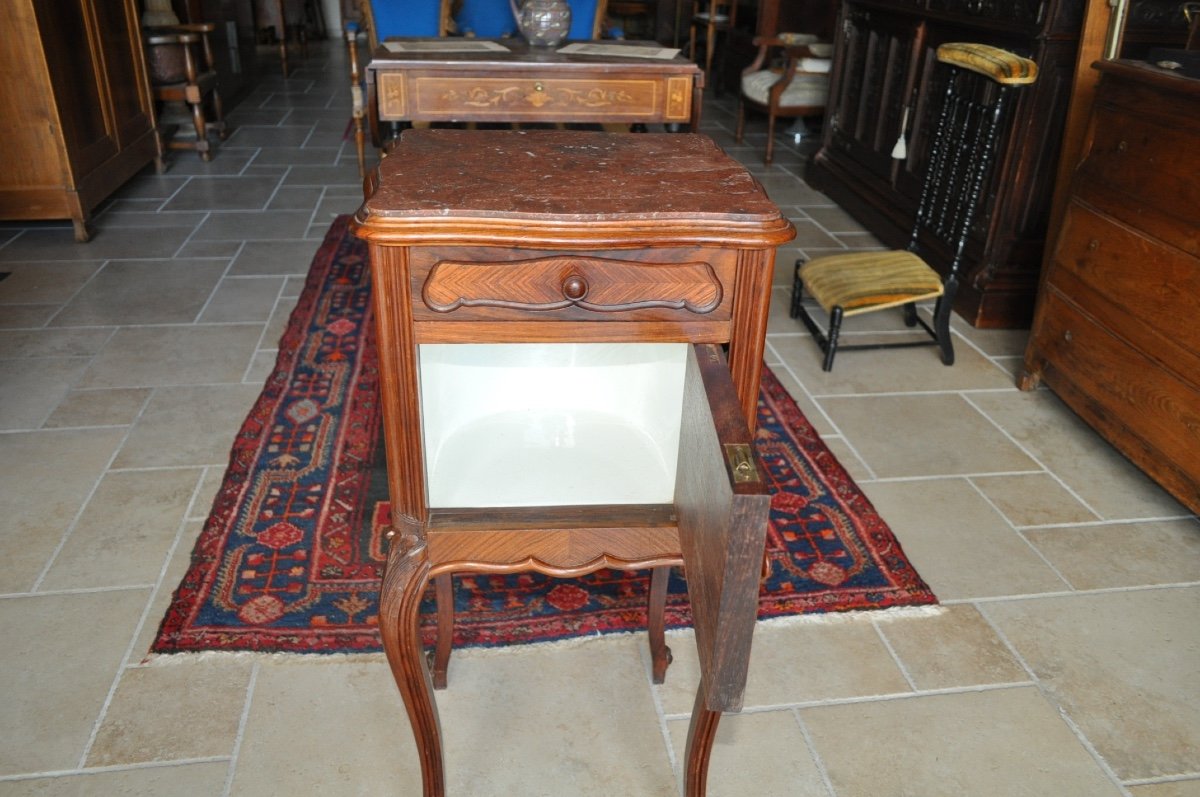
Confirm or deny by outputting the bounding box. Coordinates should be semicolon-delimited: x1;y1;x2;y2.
378;72;692;122
1031;288;1200;502
1081;105;1200;225
420;254;725;320
1050;202;1200;360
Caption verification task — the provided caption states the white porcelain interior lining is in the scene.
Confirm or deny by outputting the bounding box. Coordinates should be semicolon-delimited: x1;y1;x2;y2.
419;342;688;507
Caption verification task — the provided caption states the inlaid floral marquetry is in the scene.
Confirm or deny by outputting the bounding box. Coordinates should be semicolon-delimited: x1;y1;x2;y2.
418;78;652;118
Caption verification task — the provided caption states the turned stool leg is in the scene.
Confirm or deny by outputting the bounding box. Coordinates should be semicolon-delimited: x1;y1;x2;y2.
379;528;446;797
648;566;673;684
684;686;722;797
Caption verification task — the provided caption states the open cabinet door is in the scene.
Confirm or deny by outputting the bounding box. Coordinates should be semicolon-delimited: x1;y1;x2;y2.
676;343;771;795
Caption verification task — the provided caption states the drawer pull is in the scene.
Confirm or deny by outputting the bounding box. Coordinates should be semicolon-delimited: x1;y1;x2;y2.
534;82;545;92
1116;140;1128;153
1087;239;1100;251
1064;330;1073;343
562;274;588;300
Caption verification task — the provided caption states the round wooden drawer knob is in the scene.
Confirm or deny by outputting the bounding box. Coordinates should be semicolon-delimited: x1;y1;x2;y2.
562;274;588;300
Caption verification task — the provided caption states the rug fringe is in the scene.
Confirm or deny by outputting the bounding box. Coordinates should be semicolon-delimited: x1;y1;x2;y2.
752;603;945;629
141;606;945;666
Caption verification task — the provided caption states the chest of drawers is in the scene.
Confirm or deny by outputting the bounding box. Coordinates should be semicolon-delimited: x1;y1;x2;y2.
1021;60;1200;512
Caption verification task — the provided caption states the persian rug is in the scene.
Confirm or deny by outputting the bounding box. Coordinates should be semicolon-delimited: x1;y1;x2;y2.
152;216;936;655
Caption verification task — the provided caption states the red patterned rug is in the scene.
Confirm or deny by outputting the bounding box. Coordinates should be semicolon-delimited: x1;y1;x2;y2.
152;216;935;655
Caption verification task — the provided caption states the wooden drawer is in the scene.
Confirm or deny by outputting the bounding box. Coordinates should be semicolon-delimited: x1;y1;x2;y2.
1030;288;1200;507
377;71;694;122
1079;102;1200;233
1048;201;1200;366
411;247;735;325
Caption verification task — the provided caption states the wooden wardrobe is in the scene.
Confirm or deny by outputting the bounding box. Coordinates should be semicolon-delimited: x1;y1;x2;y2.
0;0;159;241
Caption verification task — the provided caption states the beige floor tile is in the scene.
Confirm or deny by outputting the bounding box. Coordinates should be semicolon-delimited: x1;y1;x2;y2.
43;388;152;428
815;435;873;483
820;394;1038;478
87;659;252;766
770;333;1015;395
0;589;150;775
954;325;1031;358
113;383;261;468
763;357;836;437
228;659;425;796
0;761;230;796
177;240;242;259
801;687;1123;796
970;390;1189;520
666;710;829;797
788;219;843;251
0;428;125;593
0;305;60;328
876;604;1029;690
242;350;277;386
228;241;324;276
78;325;264;390
971;472;1100;527
130;520;203;662
0;228;195;262
1129;781;1200;797
861;479;1069;600
1023;519;1200;590
258;301;294;351
803;204;868;234
198;276;285;323
163;175;286;212
190;469;226;520
0;357;90;430
0;262;103;303
94;208;210;229
193;211;315;242
986;587;1200;780
0;328;113;358
39;468;201;591
50;261;226;326
435;637;675;796
657;621;910;716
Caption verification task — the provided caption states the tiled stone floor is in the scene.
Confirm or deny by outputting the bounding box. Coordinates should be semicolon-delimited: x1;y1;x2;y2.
1;39;1197;797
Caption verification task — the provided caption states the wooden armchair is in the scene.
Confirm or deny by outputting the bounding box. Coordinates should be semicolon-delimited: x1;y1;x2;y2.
734;34;833;164
143;23;227;169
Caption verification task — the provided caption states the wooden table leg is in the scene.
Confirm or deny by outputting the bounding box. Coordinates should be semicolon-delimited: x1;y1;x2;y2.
430;572;453;689
379;526;446;797
684;685;721;797
648;565;673;684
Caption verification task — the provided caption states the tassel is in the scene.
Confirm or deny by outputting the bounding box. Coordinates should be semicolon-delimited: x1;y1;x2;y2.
892;106;910;160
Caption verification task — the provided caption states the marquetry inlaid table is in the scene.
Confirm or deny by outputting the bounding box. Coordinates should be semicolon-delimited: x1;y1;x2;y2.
364;38;703;142
352;128;794;796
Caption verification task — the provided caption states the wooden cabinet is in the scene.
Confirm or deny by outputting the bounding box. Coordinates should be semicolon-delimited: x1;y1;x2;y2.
806;0;1189;328
353;129;795;795
1021;60;1200;514
0;0;159;241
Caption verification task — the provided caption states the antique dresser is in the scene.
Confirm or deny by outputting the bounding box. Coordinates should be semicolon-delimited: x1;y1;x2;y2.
1020;59;1199;513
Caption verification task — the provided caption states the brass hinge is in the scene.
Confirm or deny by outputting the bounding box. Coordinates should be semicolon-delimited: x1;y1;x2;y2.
724;443;760;484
